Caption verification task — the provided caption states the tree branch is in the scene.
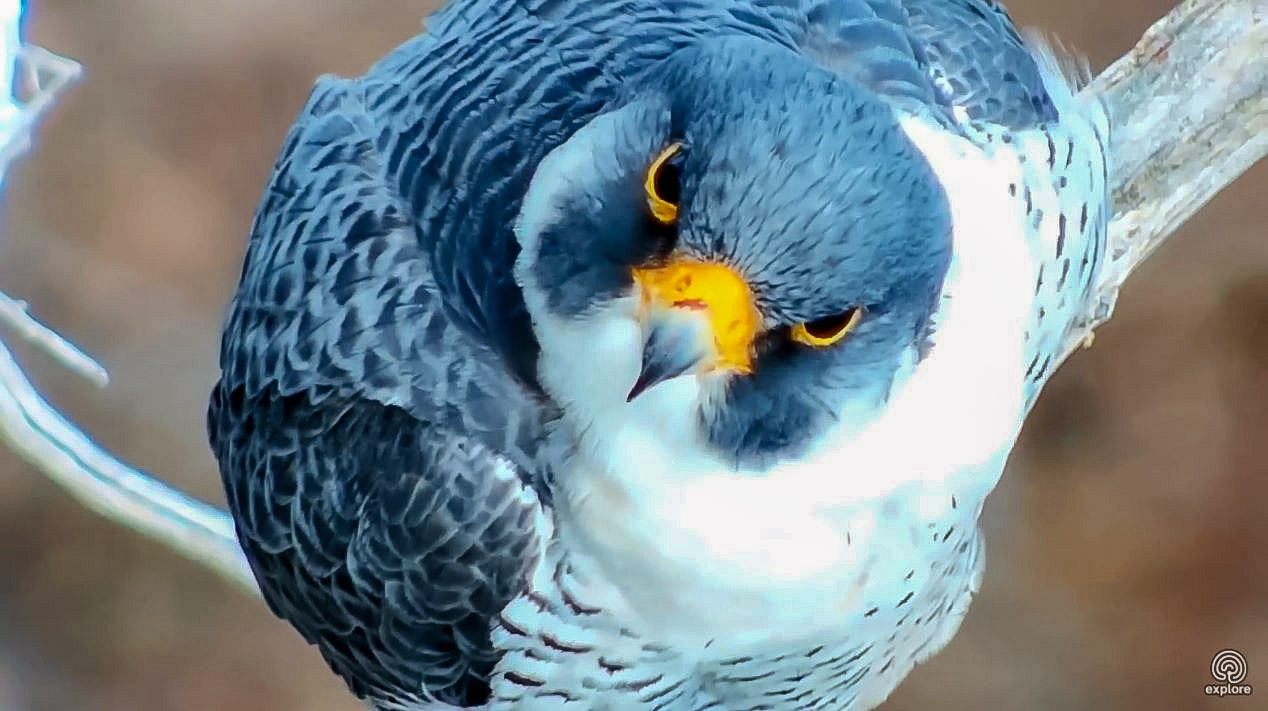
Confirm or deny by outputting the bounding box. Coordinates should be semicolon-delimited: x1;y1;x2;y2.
0;21;260;595
0;0;1265;597
1059;0;1268;366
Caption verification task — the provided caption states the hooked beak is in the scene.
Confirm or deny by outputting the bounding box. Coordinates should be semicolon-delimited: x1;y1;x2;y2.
626;313;710;401
627;259;760;401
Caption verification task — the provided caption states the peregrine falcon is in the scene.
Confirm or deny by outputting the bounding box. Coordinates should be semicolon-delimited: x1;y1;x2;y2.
207;1;1110;709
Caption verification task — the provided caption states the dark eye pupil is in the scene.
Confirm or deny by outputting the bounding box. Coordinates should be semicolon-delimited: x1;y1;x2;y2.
803;308;858;339
653;161;681;205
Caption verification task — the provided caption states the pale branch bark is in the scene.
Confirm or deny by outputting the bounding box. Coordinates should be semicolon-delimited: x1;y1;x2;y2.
1059;0;1268;366
0;292;108;385
1;0;1265;598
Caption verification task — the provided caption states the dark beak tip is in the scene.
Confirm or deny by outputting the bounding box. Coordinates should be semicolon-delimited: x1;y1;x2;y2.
625;372;675;402
625;367;665;402
627;318;705;402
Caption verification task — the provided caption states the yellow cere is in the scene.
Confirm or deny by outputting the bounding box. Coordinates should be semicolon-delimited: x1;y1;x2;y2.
645;142;682;224
634;260;761;374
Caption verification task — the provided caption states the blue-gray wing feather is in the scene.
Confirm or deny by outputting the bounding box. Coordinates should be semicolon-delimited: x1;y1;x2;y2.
901;0;1059;125
210;74;557;706
792;0;1059;126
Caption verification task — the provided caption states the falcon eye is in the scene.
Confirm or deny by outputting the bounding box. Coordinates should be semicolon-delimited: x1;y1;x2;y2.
790;307;864;348
645;142;683;225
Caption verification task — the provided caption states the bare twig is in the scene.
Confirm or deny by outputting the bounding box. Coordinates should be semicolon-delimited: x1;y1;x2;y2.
0;0;1265;598
0;45;83;183
0;336;257;593
0;293;108;385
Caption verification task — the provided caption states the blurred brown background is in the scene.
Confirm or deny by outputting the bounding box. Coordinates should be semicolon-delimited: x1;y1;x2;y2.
0;1;1264;710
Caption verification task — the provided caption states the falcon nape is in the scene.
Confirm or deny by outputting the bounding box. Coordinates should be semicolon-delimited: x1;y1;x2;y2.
207;1;1110;709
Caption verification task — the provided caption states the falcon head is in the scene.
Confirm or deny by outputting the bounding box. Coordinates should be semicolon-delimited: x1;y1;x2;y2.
514;38;953;471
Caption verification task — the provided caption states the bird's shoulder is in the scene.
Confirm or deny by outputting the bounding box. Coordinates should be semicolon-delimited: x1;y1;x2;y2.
787;0;1065;127
899;0;1062;126
211;72;560;705
220;70;551;441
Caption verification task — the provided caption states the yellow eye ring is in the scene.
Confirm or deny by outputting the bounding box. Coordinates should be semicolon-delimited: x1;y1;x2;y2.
790;307;864;348
646;142;683;224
